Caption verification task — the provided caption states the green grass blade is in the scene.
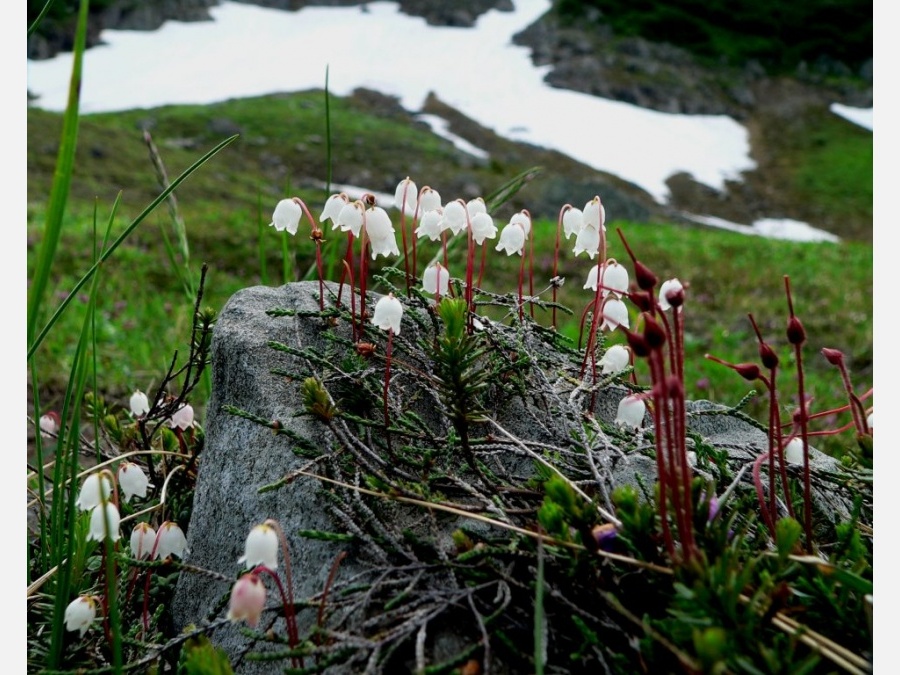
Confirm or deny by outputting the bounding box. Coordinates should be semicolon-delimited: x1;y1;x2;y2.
27;0;90;345
27;0;58;37
28;133;240;359
485;166;542;214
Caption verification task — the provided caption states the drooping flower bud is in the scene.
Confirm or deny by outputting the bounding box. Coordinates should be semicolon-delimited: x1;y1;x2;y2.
658;278;684;311
758;342;779;369
786;316;806;345
642;314;666;350
821;347;844;366
227;573;267;628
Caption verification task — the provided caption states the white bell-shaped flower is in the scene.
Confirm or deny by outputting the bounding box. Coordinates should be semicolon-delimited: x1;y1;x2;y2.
238;523;280;570
394;177;418;215
658;278;685;311
584;260;629;296
76;472;113;512
495;221;526;256
270;199;302;235
470;212;497;245
573;223;601;259
227;573;267;628
168;403;194;430
509;211;531;237
867;411;873;430
371;293;404;335
365;206;400;259
784;438;804;465
336;201;365;237
600;298;629;331
88;502;121;542
615;395;646;429
423;263;450;296
129;390;150;417
562;207;583;240
582;196;606;232
118;462;151;503
419;187;442;213
155;521;188;560
130;522;156;559
39;411;60;439
65;596;98;637
605;261;630;296
320;193;349;228
466;197;487;217
415;208;443;241
441;200;468;236
599;344;630;375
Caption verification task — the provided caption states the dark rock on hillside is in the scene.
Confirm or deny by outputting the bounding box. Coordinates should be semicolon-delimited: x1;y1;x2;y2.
27;0;514;60
27;0;219;60
512;10;873;119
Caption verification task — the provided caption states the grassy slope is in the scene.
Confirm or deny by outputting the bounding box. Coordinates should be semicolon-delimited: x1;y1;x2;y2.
27;90;872;454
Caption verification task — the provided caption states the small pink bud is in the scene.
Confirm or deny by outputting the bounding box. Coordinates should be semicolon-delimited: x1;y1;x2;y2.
227;573;267;628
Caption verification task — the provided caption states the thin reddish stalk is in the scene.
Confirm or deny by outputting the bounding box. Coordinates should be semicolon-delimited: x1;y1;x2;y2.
337;233;355;308
341;260;357;342
551;206;569;329
254;566;300;667
315;551;348;660
752;451;777;538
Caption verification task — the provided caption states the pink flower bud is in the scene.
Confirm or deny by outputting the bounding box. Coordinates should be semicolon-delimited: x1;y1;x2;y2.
227;573;267;628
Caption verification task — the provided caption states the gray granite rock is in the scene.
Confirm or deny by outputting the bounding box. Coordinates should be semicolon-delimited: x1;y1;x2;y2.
172;280;854;672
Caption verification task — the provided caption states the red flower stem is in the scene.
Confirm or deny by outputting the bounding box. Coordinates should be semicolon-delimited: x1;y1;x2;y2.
784;276;813;552
337;233;355;308
293;198;326;310
579;266;606;378
517;247;526;322
264;519;298;655
766;368;795;519
359;220;369;326
648;383;676;559
671;377;696;561
315;551;348;661
833;359;869;434
254;566;300;667
527;211;535;319
477;242;488;289
341;260;357;342
462;202;476;332
551;206;569;329
752;451;778;538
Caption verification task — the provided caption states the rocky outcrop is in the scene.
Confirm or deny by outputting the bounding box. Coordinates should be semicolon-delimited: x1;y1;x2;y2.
171;281;854;672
